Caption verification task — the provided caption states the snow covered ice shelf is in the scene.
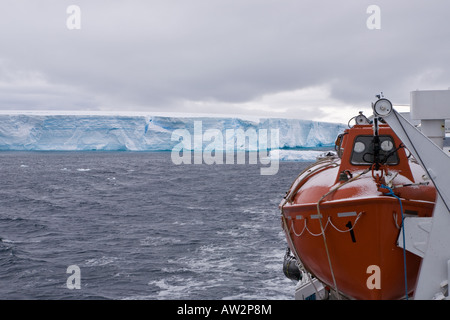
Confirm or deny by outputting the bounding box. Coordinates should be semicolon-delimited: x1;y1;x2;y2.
0;111;346;152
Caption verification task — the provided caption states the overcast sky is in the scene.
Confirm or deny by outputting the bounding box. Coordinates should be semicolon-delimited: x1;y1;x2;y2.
0;1;449;123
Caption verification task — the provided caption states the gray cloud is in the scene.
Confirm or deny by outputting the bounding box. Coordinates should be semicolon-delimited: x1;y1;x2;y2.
0;1;449;121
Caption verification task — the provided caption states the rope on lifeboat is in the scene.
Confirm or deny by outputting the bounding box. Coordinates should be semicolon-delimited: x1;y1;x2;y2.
315;166;372;300
283;158;339;204
381;184;409;300
289;211;364;237
281;215;327;300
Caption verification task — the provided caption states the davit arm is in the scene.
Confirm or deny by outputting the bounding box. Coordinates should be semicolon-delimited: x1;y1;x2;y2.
374;103;450;300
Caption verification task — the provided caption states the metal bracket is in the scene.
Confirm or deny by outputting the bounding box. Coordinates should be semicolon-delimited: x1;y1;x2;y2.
379;106;450;300
397;217;433;258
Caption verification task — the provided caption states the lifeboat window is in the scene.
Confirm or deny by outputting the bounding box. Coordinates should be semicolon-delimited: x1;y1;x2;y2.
350;135;399;165
353;141;365;153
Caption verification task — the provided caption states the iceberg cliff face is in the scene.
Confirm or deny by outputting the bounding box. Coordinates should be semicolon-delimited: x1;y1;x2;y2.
0;113;346;151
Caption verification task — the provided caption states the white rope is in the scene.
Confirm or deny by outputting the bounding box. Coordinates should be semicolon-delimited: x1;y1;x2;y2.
305;218;330;237
289;212;364;237
290;219;306;237
314;167;371;300
282;165;371;300
281;214;326;300
328;212;364;233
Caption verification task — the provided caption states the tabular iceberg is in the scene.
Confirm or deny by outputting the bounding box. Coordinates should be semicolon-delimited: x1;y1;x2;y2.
0;112;346;151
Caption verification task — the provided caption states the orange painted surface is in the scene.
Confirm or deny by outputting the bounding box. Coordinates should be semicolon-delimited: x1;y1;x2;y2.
281;124;436;300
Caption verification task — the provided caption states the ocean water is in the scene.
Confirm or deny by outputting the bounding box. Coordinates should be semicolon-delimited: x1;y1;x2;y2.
0;151;310;300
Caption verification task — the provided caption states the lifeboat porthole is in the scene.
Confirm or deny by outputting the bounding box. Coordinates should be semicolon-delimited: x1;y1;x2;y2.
354;141;365;153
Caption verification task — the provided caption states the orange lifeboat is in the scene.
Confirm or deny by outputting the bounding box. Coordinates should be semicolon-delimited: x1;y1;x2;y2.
280;113;436;300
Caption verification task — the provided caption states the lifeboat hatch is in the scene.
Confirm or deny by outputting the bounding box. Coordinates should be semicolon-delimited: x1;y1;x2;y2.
336;123;414;183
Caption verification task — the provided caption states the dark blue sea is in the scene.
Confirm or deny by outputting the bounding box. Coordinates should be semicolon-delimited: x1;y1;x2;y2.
0;151;310;300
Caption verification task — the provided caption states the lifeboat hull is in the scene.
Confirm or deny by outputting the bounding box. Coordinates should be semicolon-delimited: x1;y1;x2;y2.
282;197;434;300
280;121;437;299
